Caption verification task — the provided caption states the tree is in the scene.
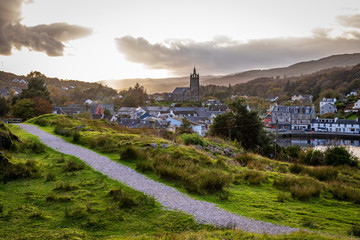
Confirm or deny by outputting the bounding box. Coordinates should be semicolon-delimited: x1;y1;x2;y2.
210;98;270;150
20;77;50;102
177;117;193;134
11;99;35;120
0;96;10;117
32;97;53;116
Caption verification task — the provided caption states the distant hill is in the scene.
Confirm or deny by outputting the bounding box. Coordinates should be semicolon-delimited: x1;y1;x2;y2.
99;76;219;94
204;53;360;86
100;53;360;93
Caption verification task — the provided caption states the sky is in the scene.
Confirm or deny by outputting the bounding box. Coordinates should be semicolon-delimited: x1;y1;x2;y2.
0;0;360;82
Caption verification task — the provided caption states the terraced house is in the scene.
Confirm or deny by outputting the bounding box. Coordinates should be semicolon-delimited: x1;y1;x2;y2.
271;105;316;130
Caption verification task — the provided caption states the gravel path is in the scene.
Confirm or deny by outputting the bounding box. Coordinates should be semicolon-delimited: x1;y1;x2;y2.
18;123;298;234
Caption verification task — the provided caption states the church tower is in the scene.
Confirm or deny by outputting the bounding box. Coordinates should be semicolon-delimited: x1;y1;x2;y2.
190;67;200;102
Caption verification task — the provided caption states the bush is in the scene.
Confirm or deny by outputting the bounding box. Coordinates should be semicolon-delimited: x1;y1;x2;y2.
72;131;81;143
54;125;71;137
300;149;324;166
234;153;253;167
289;164;305;174
90;135;118;153
286;145;301;161
33;118;50;127
325;146;358;167
109;188;138;208
27;141;45;154
329;183;360;204
1;158;39;183
241;170;266;185
306;166;338;182
274;175;323;201
63;159;85;172
120;146;144;161
136;160;154;173
180;133;207;146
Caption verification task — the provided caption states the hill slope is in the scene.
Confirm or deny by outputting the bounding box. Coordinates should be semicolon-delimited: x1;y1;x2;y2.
204;53;360;86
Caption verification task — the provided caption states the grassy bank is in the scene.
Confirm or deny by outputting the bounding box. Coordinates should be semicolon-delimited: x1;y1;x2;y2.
0;124;209;239
25;114;360;238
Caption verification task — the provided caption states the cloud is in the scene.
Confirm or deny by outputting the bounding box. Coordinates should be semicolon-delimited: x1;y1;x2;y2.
0;0;92;56
115;31;360;75
337;14;360;29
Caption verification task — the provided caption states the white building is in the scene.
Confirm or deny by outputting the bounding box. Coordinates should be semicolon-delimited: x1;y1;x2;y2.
353;100;360;112
311;118;360;133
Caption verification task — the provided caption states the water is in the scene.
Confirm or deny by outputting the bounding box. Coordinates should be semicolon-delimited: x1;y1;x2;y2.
277;137;360;148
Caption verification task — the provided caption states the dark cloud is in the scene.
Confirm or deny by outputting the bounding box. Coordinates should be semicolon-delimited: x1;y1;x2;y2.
115;30;360;75
337;14;360;29
0;0;92;56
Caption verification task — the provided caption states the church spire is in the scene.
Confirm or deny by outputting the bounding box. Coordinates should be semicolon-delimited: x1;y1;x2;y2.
193;66;196;74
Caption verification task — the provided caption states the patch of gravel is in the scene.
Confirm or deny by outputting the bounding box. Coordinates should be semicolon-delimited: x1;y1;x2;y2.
18;123;298;234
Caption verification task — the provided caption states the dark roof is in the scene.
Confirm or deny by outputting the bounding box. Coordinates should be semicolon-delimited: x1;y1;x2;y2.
173;107;206;112
185;116;210;123
273;105;314;114
172;87;189;94
118;118;141;127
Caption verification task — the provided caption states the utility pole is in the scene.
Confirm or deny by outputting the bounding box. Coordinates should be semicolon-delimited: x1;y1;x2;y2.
275;119;278;158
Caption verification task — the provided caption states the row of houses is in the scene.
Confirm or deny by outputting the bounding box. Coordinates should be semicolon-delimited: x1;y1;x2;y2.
116;106;228;136
266;105;360;133
53;103;228;136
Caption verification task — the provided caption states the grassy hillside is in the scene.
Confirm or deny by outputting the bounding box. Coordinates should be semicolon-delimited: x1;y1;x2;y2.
0;123;210;239
24;114;360;238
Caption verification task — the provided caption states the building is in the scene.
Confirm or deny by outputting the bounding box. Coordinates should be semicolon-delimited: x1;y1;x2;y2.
271;105;315;130
168;67;200;102
353;100;360;112
319;98;337;115
311;118;360;133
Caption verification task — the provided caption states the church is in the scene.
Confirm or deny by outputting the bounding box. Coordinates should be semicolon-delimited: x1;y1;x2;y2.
169;67;200;102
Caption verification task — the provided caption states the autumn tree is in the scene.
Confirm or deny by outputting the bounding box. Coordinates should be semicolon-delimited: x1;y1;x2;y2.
32;97;53;116
117;83;148;107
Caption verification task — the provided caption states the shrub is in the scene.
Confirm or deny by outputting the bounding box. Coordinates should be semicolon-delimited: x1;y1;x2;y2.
286;145;301;161
54;125;71;137
306;166;338;182
180;133;207;146
72;131;81;143
90;135;118;153
274;175;323;201
33;118;50;127
289;164;305;174
300;149;324;166
329;183;360;204
63;159;85;172
197;169;231;194
109;189;138;208
120;146;143;161
27;141;45;154
325;146;357;167
241;170;266;185
136;160;154;173
234;153;253;167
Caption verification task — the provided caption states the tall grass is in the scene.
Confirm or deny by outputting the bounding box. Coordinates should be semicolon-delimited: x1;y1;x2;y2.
273;175;323;201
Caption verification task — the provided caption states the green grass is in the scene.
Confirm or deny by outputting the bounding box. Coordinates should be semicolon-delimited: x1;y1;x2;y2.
25;114;360;238
0;125;209;239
